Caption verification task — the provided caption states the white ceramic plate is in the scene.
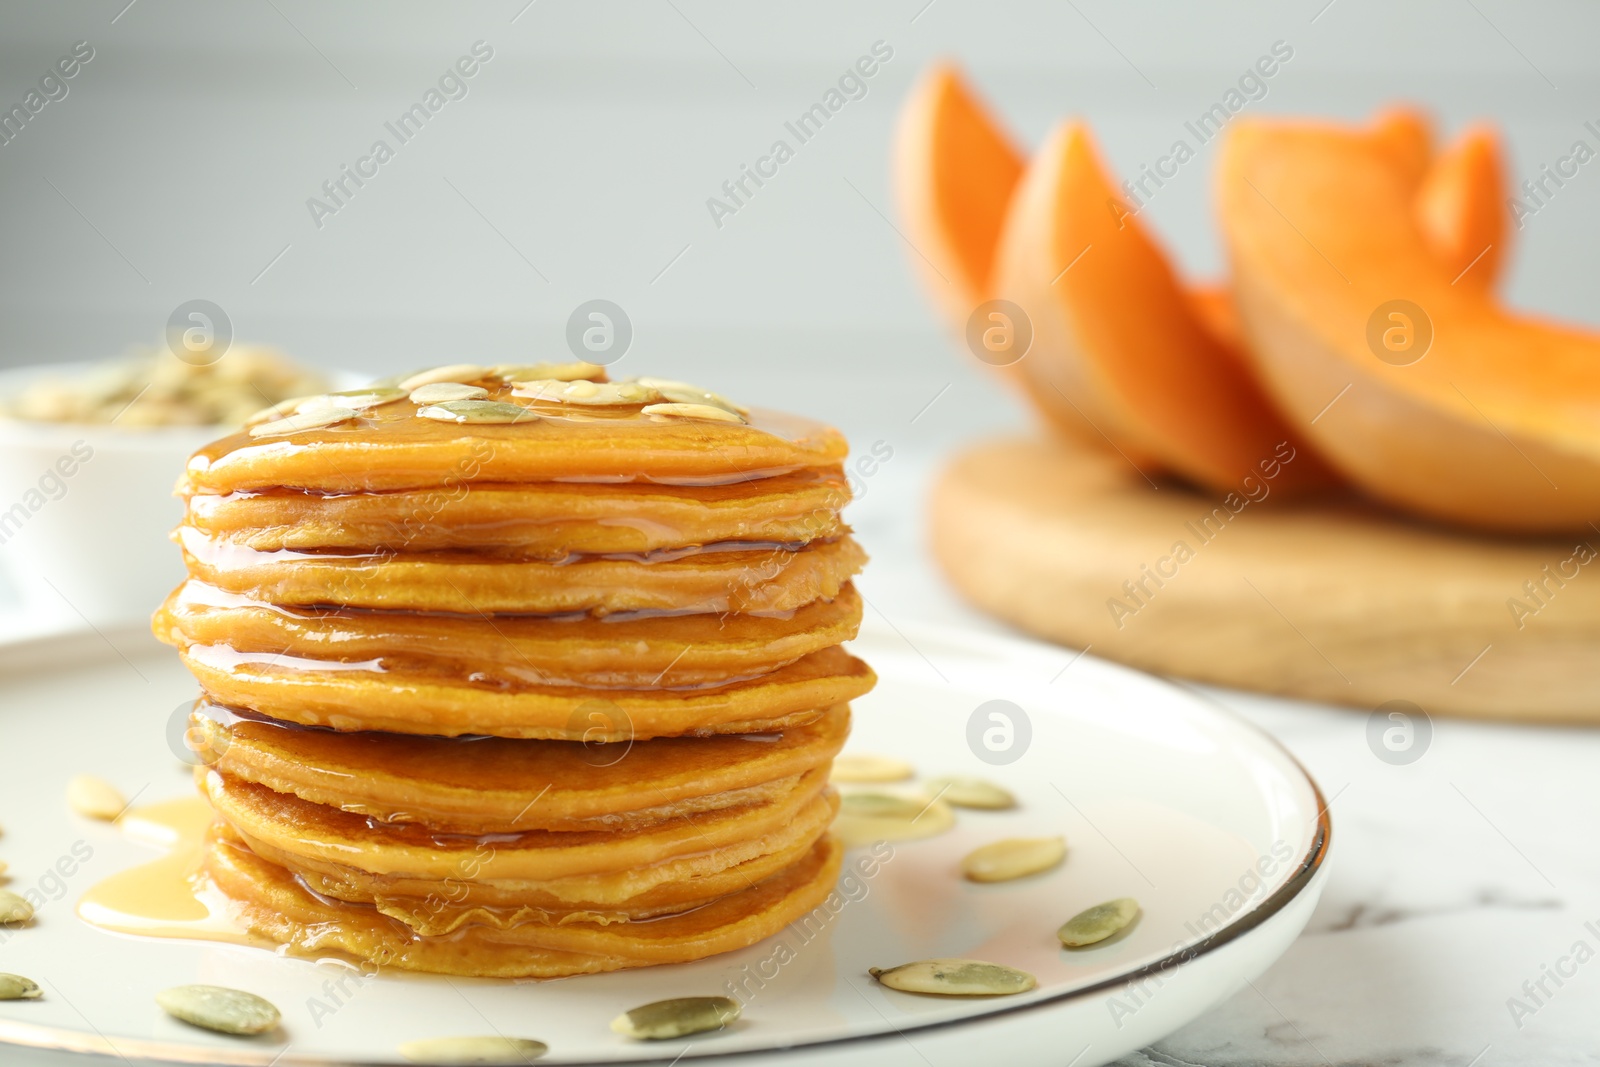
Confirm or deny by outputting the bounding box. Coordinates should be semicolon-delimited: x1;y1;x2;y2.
0;621;1329;1067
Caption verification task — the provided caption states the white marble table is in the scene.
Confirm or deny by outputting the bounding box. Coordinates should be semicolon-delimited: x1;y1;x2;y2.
5;445;1596;1067
855;454;1600;1067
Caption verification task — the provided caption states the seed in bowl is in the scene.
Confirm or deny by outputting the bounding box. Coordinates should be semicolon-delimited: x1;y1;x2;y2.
1;347;327;428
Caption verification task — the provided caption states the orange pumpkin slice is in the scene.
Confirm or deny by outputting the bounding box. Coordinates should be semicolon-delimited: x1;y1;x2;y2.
1219;115;1600;532
1416;123;1509;290
991;120;1335;493
893;63;1024;353
1372;105;1434;191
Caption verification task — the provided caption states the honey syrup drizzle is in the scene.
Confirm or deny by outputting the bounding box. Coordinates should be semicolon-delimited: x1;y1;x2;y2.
76;796;266;948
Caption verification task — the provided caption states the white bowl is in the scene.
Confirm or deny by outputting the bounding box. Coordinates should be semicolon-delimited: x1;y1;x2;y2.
0;362;356;627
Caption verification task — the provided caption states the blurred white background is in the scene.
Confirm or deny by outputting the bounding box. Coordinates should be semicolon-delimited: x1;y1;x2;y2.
1;0;1598;457
4;7;1600;1064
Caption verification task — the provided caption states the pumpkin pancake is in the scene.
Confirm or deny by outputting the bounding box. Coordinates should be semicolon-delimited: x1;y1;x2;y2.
177;527;868;615
183;469;849;557
156;581;863;689
177;642;875;739
140;368;873;979
193;702;850;833
205;829;845;978
290;821;830;930
224;789;839;919
179;385;849;496
200;768;832;884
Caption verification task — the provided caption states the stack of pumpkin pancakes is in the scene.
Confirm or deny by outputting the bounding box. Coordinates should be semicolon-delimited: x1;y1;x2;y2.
152;363;874;978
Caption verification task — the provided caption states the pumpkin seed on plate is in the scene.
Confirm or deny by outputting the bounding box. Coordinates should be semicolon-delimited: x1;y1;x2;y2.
641;402;745;424
831;754;914;783
417;400;538;425
66;774;125;820
155;985;280;1036
408;382;489;404
610;996;741;1040
0;974;41;1000
838;792;926;820
397;1036;549;1064
399;364;492;391
0;892;33;925
1057;897;1141;947
869;959;1036;996
960;836;1065;883
924;776;1016;810
833;791;956;849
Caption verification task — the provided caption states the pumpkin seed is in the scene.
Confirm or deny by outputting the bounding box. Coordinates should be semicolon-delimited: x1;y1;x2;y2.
301;388;408;413
610;996;741;1040
831;754;914;783
243;395;314;427
397;1036;549;1064
399;364;492;391
417;401;538;425
960;836;1065;883
641;402;745;424
0;891;33;925
248;405;358;437
869;959;1036;997
0;974;41;1000
924;776;1016;810
833;791;956;849
1057;897;1141;947
838;792;925;820
408;382;490;404
628;377;749;416
155;985;280;1036
67;774;125;820
366;370;414;388
492;361;604;382
513;379;661;406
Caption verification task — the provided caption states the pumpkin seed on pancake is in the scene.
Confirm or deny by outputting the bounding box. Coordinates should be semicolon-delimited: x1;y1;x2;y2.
177;527;867;615
192;702;849;834
398;364;493;390
179;468;850;557
156;582;862;692
407;382;489;404
176;642;874;740
202;825;843;978
178;379;848;495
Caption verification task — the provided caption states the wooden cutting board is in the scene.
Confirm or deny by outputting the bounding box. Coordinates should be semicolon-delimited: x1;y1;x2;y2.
931;435;1600;722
